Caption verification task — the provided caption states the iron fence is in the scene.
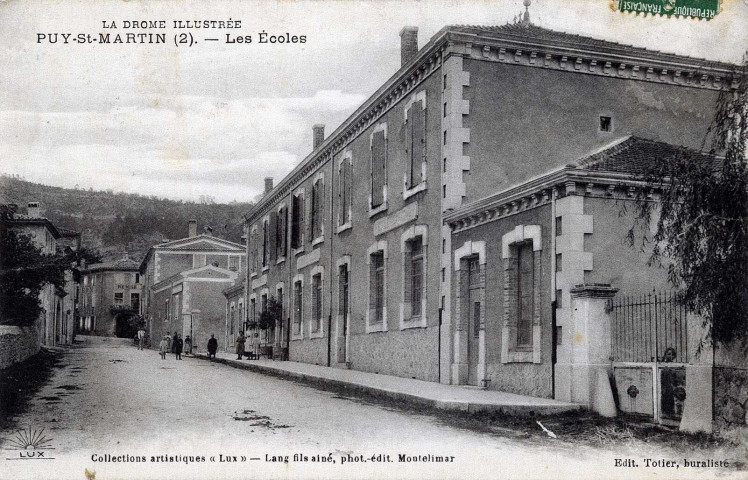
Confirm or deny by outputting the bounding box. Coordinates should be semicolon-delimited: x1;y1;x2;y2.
608;291;688;363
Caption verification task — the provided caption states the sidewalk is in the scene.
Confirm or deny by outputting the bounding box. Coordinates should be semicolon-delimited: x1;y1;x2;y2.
193;351;581;416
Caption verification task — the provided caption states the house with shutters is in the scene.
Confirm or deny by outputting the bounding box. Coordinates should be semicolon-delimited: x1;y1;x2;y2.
241;18;738;425
78;254;141;338
140;221;245;350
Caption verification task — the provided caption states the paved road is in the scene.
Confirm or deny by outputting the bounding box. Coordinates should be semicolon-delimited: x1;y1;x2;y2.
0;340;740;480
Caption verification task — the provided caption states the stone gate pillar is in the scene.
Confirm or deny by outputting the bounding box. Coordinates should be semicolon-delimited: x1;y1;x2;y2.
568;284;618;407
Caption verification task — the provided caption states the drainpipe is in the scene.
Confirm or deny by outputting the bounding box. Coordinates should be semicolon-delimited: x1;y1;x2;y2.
550;186;557;398
438;307;443;384
327;153;336;367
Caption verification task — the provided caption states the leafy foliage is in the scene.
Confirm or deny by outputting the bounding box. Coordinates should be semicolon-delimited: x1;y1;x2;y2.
258;296;282;331
0;206;65;326
626;60;747;350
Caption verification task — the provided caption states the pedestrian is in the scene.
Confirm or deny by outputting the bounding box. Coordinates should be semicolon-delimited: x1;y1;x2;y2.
236;332;246;360
166;334;172;353
184;335;192;356
207;334;218;360
158;336;168;360
175;334;183;360
171;332;178;354
137;327;146;350
252;331;261;359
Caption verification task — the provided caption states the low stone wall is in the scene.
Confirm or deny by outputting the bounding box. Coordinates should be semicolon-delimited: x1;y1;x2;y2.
713;366;748;430
0;325;41;370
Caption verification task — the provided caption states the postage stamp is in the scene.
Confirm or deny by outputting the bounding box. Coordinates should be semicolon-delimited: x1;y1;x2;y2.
614;0;721;19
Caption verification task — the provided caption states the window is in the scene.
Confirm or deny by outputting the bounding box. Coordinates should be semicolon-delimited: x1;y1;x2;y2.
556;253;562;272
473;302;481;338
311;178;324;241
291;192;304;249
262;218;269;268
193;254;207;268
599;116;612;132
516;242;534;348
164;299;169;322
338;156;352;228
250;228;257;274
312;273;322;333
114;292;124;304
293;280;303;335
276;207;287;258
371;129;386;208
406;238;424;317
555;216;562;236
338;264;349;316
230;304;236;336
229;256;239;271
556;289;563;308
250;298;256;330
130;292;140;312
134;273;140;284
500;225;541;364
370;251;385;325
405;100;426;190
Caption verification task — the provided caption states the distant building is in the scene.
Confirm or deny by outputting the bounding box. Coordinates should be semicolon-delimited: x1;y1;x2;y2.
140;221;245;351
79;254;142;337
7;202;74;346
223;274;246;352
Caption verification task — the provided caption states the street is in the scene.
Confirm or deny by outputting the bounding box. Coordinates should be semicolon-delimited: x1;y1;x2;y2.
0;340;742;480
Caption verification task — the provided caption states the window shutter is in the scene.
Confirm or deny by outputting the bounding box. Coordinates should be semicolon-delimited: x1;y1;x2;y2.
269;211;277;262
338;267;346;316
405;106;412;189
403;248;413;303
412;101;424;186
371;131;385;207
345;161;352;223
338;165;343;227
291;197;300;249
369;257;377;309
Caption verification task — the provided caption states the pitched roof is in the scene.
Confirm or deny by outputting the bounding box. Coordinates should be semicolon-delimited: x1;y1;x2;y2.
153;234;244;251
8;214;61;238
574;135;716;174
448;24;733;71
83;257;140;273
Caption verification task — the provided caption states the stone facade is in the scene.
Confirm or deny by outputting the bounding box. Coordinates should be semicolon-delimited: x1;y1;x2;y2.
79;256;141;337
242;23;736;393
139;230;245;345
0;326;40;370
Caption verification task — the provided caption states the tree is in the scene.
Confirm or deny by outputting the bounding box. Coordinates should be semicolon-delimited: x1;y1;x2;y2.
627;58;747;351
0;206;65;326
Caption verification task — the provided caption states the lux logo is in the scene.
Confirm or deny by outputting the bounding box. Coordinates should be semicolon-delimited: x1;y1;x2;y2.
4;427;55;460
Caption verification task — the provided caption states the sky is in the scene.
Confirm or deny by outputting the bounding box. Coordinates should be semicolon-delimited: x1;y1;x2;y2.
1;0;746;203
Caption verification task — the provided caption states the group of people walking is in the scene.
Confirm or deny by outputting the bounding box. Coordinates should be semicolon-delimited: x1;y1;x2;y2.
150;331;243;362
158;332;192;360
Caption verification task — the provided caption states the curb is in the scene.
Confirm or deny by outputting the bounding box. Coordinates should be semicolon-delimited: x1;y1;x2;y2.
194;354;582;417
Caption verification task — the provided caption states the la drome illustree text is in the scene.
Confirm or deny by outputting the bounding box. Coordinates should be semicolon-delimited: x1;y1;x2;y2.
37;19;307;45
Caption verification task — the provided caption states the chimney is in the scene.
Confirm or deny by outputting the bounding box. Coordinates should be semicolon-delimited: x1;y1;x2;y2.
27;202;41;218
312;124;325;150
122;252;129;261
188;219;197;238
399;26;418;67
264;177;274;195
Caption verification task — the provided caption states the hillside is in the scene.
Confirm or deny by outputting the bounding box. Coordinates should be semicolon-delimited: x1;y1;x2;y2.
0;175;252;263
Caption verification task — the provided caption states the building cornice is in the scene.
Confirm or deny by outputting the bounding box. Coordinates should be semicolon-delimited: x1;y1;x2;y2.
246;25;739;225
445;167;659;233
